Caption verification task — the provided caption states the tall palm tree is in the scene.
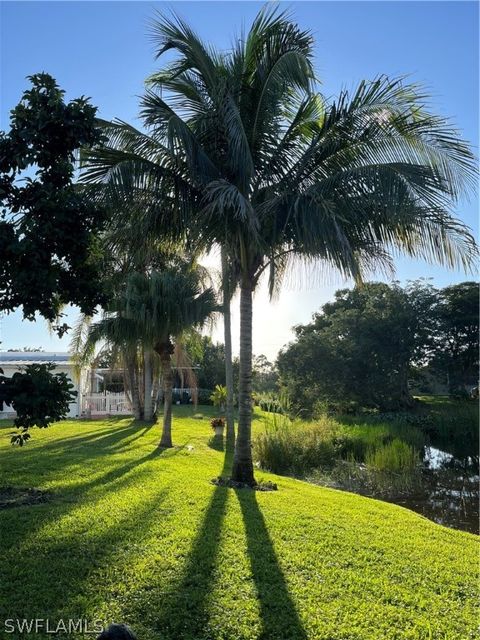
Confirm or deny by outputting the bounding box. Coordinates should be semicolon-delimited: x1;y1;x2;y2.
81;6;477;484
221;247;238;446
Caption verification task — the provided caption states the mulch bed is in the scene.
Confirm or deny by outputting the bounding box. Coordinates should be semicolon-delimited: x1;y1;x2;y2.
211;476;278;491
0;486;51;509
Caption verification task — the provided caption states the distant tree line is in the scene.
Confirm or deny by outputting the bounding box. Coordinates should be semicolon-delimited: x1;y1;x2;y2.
190;336;278;401
277;281;478;416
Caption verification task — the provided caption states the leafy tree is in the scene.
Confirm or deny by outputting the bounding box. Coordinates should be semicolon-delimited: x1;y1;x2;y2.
432;282;479;395
278;283;438;414
0;363;76;445
194;337;227;390
82;7;477;484
0;74;107;442
252;355;278;393
0;73;107;328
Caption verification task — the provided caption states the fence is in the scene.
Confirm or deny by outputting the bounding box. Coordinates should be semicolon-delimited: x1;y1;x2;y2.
82;392;132;416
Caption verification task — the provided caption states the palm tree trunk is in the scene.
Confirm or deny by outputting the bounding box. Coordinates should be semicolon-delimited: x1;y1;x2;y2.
126;350;142;421
143;348;154;421
231;277;255;485
221;247;235;447
152;373;160;417
158;346;174;448
123;349;142;420
136;358;145;420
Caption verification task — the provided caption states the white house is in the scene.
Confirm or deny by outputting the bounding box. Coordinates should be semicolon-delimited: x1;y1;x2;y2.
0;352;198;419
0;352;84;419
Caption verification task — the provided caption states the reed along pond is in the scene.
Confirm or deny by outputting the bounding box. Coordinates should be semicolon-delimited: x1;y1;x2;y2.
305;400;479;534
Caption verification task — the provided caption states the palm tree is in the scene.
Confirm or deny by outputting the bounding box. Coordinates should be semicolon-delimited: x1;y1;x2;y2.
124;266;217;447
73;308;146;420
221;247;238;446
74;263;216;445
81;6;477;484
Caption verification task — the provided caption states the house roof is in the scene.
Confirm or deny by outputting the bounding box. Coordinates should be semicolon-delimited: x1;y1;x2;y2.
0;352;72;366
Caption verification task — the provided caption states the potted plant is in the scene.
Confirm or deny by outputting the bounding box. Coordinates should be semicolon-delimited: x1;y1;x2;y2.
210;417;225;437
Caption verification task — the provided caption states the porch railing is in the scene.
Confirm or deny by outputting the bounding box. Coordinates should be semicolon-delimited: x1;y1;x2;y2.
82;392;132;416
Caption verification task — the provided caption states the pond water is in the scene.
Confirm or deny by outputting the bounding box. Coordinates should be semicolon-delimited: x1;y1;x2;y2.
309;446;479;534
385;447;479;534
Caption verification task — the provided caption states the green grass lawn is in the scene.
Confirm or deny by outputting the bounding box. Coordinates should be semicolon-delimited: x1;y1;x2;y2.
0;407;478;640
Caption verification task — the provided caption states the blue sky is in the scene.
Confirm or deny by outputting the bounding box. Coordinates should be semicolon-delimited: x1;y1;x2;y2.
0;1;478;358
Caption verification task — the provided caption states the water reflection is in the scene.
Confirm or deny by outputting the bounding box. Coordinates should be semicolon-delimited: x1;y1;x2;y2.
401;447;479;534
310;446;479;534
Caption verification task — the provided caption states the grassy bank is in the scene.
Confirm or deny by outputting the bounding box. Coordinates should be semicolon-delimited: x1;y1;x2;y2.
0;407;478;639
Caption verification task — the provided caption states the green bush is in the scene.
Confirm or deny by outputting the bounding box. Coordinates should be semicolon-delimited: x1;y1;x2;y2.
365;439;419;473
255;392;285;414
254;411;427;477
196;389;214;405
254;418;339;475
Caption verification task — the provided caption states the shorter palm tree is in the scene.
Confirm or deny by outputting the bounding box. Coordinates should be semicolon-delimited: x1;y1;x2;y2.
210;384;228;412
72;307;146;420
75;263;216;445
124;266;217;447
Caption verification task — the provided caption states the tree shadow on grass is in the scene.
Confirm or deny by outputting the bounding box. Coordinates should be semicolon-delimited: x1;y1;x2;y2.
140;442;306;640
1;421;157;490
144;445;234;639
0;436;185;557
0;480;172;632
236;489;308;640
207;434;225;451
30;419;155;456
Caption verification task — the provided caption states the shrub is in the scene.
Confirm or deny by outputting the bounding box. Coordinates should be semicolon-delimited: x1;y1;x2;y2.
365;439;419;473
254;418;339;476
255;390;295;417
256;393;284;414
210;385;227;409
254;411;427;478
197;389;214;405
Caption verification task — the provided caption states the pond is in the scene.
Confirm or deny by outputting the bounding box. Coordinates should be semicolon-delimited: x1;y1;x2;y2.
385;447;479;534
309;446;479;535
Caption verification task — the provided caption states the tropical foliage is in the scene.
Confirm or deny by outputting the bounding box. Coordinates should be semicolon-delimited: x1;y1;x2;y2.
74;260;217;445
0;73;106;329
277;280;478;416
81;6;477;484
210;384;227;410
